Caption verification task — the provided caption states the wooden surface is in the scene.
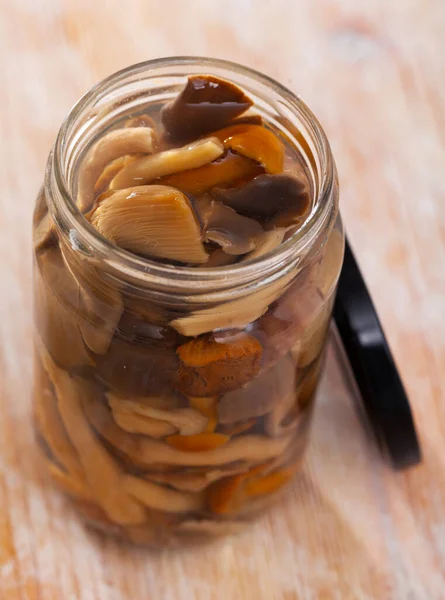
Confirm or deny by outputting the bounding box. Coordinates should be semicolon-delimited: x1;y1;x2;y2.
1;1;445;598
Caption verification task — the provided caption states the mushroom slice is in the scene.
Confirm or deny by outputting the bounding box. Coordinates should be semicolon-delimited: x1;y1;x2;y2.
46;461;93;502
214;174;311;227
242;228;285;261
197;198;263;255
159;150;263;196
84;397;291;468
123;475;203;513
109;138;224;190
107;394;208;436
89;185;208;264
93;154;141;197
188;396;218;433
35;246;91;369
176;333;262;397
146;463;246;492
77;127;156;212
165;433;230;452
38;344;146;526
171;267;298;337
161;74;253;142
211;124;284;174
34;352;83;478
218;354;297;424
203;249;238;267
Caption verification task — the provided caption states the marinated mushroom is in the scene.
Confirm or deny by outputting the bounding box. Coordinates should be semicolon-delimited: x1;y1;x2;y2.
94;154;141;197
165;432;230;452
46;460;92;502
176;333;262;397
35;246;91;369
218;353;296;424
242;228;285;261
213;173;310;227
34;355;83;478
93;334;179;396
109;138;224;190
171;267;297;337
146;462;247;493
158;150;263;196
203;249;238;267
84;396;291;467
89;185;208;265
123;475;203;513
37;342;146;526
211;124;284;174
197;197;263;255
77;127;156;212
161;75;253;142
108;395;209;436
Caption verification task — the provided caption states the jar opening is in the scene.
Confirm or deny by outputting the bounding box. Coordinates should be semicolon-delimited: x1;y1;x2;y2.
47;56;337;295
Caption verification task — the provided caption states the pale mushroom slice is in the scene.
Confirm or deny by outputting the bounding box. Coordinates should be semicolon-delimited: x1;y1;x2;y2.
107;394;209;436
84;396;292;468
146;463;249;493
89;185;208;265
123;475;203;513
37;342;146;526
35;246;91;369
242;228;285;262
171;267;298;337
109;138;224;190
60;244;124;356
196;197;263;255
34;352;83;478
46;460;93;502
77;127;156;212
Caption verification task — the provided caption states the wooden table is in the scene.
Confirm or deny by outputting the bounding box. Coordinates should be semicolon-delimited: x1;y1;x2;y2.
1;1;445;598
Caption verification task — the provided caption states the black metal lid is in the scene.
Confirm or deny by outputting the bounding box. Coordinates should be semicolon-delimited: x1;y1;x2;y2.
333;237;422;469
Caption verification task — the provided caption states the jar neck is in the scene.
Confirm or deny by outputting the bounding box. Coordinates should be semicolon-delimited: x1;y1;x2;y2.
45;57;338;302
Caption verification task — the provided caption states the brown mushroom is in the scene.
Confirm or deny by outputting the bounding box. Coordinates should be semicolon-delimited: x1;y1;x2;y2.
35;246;91;369
123;475;203;513
46;460;93;502
213;173;310;228
218;353;297;424
77;127;156;212
109;138;224;190
89;185;208;265
145;462;247;492
210;124;284;174
34;353;83;478
158;150;263;196
93;154;142;197
84;396;291;468
161;75;253;142
203;249;238;267
171;267;298;337
176;333;262;397
38;343;146;526
242;228;285;261
196;197;264;255
107;394;209;436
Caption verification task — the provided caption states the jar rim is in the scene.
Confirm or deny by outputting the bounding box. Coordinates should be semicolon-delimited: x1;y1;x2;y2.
47;56;337;294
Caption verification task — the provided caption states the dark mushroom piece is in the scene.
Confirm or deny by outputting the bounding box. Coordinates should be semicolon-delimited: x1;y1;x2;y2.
197;197;264;255
213;173;311;228
161;75;253;142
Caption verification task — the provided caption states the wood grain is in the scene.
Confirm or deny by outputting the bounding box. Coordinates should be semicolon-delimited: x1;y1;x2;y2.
1;1;445;598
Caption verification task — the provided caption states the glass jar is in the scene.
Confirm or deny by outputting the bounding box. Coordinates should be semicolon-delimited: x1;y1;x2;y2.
32;57;343;546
